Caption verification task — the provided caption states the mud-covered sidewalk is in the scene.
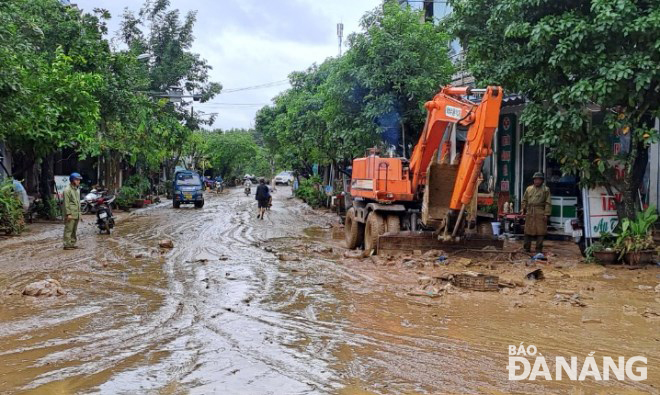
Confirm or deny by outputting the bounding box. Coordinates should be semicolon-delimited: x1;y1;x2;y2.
0;188;658;394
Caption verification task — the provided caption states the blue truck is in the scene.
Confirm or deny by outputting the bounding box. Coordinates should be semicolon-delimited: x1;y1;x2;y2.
172;170;204;208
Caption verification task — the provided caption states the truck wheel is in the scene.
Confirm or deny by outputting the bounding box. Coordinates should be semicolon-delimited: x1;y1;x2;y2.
386;215;401;233
195;201;204;208
364;212;386;253
345;207;363;249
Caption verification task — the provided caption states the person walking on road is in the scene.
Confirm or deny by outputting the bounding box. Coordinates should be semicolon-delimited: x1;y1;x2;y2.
521;172;551;253
255;179;271;220
63;172;83;250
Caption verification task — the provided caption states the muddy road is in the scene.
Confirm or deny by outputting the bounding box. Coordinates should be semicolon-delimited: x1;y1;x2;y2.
0;188;658;394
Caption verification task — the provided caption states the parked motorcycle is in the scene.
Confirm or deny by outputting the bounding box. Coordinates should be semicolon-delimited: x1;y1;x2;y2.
81;189;108;214
96;196;115;234
570;206;586;256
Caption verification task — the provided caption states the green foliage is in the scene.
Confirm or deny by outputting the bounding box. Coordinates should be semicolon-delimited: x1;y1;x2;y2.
615;205;658;257
109;0;221;173
33;197;62;220
0;1;103;160
116;186;140;209
205;129;271;180
255;2;454;172
584;232;617;258
448;0;659;220
295;176;326;208
0;179;25;235
0;0;221;202
124;174;151;196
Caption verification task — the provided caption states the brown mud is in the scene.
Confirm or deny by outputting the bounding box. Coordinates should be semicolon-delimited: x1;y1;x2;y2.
0;188;658;394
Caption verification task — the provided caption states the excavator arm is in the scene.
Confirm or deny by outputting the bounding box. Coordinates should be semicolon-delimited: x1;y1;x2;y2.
409;86;502;212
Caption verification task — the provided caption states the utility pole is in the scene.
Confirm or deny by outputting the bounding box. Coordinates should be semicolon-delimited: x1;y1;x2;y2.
337;22;344;56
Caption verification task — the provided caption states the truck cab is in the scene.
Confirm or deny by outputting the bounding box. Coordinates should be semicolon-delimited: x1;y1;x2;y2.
173;170;204;208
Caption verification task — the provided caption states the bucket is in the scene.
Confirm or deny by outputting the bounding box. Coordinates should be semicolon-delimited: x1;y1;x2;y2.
491;222;501;235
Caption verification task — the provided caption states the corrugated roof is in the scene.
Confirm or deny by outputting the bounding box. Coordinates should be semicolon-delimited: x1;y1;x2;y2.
502;94;526;107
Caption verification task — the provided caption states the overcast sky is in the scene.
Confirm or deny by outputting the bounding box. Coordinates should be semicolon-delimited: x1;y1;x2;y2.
78;0;382;130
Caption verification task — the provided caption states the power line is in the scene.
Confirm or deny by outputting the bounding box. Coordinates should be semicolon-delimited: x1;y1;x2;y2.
221;80;289;93
199;103;269;107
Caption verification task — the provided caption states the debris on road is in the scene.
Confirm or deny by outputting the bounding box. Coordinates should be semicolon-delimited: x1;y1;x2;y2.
409;278;456;298
277;253;301;261
423;249;444;258
22;279;67;297
343;250;365;259
526;268;544;281
452;272;499;291
159;239;174;249
641;308;660;319
553;291;587;307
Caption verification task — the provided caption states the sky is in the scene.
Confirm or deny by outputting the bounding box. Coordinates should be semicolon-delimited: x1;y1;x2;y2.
77;0;383;130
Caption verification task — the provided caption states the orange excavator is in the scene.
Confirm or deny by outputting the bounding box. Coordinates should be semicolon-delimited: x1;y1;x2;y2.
344;85;503;254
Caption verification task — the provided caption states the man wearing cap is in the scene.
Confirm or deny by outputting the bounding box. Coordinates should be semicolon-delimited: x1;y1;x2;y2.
63;173;83;250
521;172;552;253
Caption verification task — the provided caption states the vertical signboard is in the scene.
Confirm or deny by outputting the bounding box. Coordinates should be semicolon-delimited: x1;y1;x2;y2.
54;175;70;199
583;132;625;238
583;186;620;237
497;114;516;197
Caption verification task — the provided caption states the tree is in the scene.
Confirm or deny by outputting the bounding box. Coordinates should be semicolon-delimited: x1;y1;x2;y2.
0;0;103;212
205;130;269;180
325;1;454;157
254;2;455;175
119;0;222;176
448;0;660;220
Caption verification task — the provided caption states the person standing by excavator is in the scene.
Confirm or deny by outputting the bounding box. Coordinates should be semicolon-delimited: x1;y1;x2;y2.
63;172;83;250
521;172;551;253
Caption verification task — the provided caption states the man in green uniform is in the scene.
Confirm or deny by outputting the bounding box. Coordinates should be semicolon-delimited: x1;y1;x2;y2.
521;172;551;253
63;172;83;250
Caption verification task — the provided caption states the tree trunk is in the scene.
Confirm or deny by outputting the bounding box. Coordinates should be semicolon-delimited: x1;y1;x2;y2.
40;153;55;219
616;136;649;221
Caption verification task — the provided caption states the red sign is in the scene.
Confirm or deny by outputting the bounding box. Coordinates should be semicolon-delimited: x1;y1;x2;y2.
502;116;511;131
501;150;511;161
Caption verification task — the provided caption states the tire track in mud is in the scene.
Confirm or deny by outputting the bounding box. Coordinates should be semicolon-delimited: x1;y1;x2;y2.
0;188;340;394
5;189;655;394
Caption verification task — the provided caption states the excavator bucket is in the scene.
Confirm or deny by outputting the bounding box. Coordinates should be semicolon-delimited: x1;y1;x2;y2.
421;161;458;228
378;161;503;256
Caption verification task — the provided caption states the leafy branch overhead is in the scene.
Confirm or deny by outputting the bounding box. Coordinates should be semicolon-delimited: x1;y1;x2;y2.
0;0;222;199
448;0;659;220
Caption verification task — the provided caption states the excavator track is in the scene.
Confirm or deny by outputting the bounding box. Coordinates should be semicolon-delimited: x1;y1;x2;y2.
377;231;503;256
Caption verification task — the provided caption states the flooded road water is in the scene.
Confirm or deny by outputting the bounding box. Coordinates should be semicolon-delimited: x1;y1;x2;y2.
0;188;658;394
